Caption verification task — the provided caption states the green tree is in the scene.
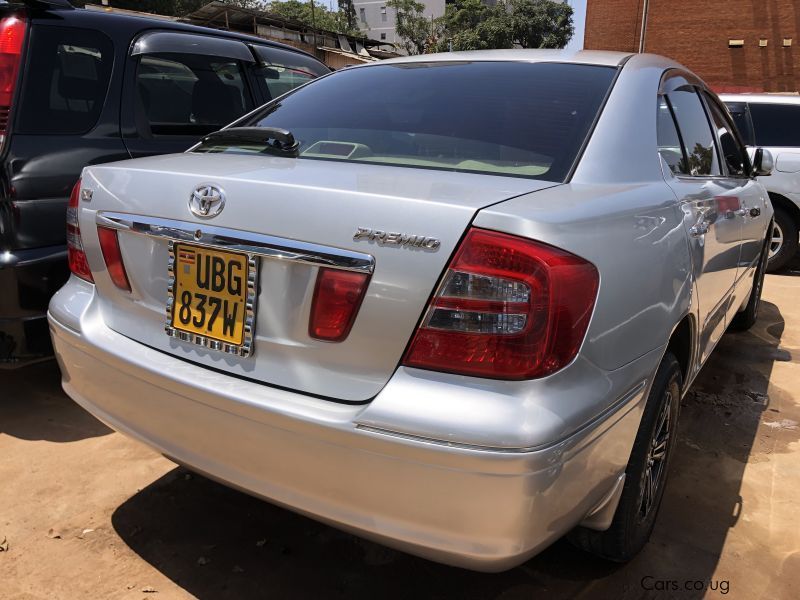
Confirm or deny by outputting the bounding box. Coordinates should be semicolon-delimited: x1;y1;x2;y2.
509;0;574;49
435;0;512;51
395;0;573;54
386;0;432;55
267;0;361;35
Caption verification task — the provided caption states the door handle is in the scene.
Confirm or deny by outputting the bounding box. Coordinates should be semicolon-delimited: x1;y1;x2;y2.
736;207;761;218
690;219;710;237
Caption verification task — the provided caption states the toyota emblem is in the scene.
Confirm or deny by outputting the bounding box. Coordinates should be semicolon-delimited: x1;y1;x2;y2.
189;184;225;219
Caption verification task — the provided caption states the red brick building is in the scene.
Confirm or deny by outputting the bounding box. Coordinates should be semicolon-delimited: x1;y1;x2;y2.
584;0;800;93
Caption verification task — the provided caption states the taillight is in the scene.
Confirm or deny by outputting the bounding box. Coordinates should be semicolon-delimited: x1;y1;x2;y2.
309;268;370;342
67;179;93;282
97;226;131;291
403;228;598;380
0;16;25;149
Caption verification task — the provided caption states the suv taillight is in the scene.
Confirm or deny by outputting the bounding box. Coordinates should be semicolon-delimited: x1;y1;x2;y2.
67;179;93;282
403;228;599;380
0;16;25;149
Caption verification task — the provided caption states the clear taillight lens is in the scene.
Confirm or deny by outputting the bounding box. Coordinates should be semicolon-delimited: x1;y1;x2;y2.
97;226;130;291
403;228;599;380
309;268;370;342
67;179;93;283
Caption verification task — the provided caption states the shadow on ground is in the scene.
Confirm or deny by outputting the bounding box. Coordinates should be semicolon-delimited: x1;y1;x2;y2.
109;296;793;599
0;360;112;442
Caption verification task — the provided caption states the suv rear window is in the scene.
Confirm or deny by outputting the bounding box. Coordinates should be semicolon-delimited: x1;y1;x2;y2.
750;103;800;147
207;62;616;181
16;26;113;135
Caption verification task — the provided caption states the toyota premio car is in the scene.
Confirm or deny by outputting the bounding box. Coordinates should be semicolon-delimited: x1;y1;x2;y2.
48;50;774;571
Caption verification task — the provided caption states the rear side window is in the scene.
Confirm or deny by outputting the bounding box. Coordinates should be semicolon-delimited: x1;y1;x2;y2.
16;26;113;135
136;53;251;137
257;66;316;100
251;45;329;100
665;87;720;176
750;103;800;147
205;62;617;182
657;96;685;175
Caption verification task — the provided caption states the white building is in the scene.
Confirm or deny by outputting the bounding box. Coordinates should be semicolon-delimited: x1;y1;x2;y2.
355;0;579;52
352;0;446;49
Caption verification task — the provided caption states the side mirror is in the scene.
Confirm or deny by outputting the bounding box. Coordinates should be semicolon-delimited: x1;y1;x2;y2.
752;147;774;177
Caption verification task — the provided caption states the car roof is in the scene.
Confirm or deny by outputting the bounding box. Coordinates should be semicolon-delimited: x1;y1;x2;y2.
375;49;633;68
719;93;800;105
16;3;319;60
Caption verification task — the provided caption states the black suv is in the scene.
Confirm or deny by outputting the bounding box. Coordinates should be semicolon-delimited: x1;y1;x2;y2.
0;1;329;367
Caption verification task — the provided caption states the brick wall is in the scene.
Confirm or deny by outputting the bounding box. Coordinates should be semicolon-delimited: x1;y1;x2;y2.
584;0;800;93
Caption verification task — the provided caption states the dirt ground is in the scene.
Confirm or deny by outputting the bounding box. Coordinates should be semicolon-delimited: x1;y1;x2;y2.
2;267;800;600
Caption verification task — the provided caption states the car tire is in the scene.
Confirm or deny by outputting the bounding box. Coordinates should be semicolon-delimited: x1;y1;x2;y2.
568;353;682;562
730;228;770;332
766;208;798;273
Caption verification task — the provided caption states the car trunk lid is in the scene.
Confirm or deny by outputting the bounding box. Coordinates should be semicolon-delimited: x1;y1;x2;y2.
80;153;558;401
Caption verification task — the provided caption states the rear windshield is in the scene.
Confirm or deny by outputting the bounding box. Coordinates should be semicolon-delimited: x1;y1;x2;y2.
199;61;617;181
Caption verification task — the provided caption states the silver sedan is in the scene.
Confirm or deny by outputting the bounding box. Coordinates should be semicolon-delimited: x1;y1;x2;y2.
49;49;773;571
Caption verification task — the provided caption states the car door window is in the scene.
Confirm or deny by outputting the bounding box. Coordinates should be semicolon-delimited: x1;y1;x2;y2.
665;87;721;177
16;26;114;135
749;103;800;147
703;93;750;178
135;53;251;137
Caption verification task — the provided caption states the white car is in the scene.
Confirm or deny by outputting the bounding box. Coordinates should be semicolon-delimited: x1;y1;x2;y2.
49;50;773;571
722;94;800;271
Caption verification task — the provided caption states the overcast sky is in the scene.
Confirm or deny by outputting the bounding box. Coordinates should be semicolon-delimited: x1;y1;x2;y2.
565;0;587;51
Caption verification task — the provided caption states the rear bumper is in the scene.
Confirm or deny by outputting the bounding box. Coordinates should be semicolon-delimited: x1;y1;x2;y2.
49;278;655;571
0;244;68;366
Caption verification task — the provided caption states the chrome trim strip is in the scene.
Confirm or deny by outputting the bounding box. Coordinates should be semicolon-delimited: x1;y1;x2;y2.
165;242;259;357
96;212;375;274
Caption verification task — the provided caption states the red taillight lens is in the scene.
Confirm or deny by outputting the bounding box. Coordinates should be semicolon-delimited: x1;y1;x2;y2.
0;16;25;146
67;179;93;283
403;228;599;380
97;226;131;291
309;268;370;342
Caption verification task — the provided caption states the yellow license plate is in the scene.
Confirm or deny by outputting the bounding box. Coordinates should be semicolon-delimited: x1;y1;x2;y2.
170;244;250;346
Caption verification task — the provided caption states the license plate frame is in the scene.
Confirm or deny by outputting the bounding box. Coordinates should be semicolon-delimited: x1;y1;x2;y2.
165;240;258;357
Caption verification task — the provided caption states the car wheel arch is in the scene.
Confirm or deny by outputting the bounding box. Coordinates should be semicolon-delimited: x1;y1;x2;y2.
767;192;800;229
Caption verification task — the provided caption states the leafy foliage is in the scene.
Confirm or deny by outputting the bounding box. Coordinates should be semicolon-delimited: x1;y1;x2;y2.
267;0;361;35
386;0;432;55
94;1;361;35
394;0;573;54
